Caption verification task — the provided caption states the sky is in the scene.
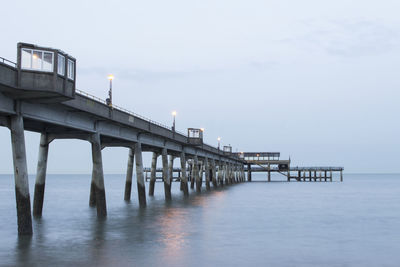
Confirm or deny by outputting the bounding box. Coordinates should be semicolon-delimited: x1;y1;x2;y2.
0;0;399;173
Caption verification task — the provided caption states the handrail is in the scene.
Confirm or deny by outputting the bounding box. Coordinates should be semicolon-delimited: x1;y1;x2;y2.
75;89;186;135
0;57;17;68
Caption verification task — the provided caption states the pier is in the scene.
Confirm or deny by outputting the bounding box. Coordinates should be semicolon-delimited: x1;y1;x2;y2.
0;43;343;235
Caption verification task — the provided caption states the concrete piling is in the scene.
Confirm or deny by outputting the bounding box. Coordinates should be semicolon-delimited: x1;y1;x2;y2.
162;148;171;200
134;142;146;207
33;133;49;217
218;162;224;186
148;152;158;196
205;158;211;190
168;155;175;191
194;155;201;192
10;115;33;235
211;159;218;187
190;159;195;189
180;152;189;196
247;164;252;182
124;148;134;201
91;133;107;217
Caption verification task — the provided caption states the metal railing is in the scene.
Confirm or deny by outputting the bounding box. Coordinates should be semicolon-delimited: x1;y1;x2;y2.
0;57;17;68
75;89;186;135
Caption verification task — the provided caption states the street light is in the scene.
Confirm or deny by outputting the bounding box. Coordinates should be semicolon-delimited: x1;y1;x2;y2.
200;128;204;132
106;74;114;107
171;111;177;131
217;137;221;150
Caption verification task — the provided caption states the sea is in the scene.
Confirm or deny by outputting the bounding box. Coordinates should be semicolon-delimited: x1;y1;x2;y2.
0;173;399;267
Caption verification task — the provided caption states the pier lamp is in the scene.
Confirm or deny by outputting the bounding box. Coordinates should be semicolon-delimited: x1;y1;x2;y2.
217;137;221;150
171;111;177;131
106;74;114;107
200;128;204;132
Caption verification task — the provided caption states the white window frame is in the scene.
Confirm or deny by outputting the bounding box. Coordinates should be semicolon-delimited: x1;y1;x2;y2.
67;59;75;80
57;54;65;75
21;48;54;73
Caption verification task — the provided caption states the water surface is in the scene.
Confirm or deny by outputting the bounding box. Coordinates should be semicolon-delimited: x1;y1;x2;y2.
0;173;399;266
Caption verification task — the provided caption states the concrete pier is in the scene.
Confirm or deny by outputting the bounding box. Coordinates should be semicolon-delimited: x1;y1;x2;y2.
33;133;49;217
10;115;33;235
211;159;218;187
162;148;171;200
124;148;134;201
218;161;224;186
180;152;189;196
91;133;107;217
247;164;252;182
205;158;211;190
168;155;175;191
134;142;146;207
148;152;158;196
198;160;203;191
190;160;195;189
194;156;201;192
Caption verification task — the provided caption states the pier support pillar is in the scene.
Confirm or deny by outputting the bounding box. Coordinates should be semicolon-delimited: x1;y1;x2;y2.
224;164;228;185
247;164;252;182
148;152;158;196
180;152;189;196
33;133;50;217
194;156;201;192
198;161;203;189
161;148;171;200
10;115;33;235
124;148;134;201
340;170;343;182
267;163;271;182
218;161;224;186
190;160;195;189
134;142;146;207
205;158;211;190
211;159;218;187
90;133;107;217
168;155;175;190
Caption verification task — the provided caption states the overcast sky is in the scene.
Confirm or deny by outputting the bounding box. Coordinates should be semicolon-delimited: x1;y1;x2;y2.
1;0;399;173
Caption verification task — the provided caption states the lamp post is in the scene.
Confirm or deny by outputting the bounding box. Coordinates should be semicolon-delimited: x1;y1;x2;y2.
107;74;114;107
171;111;177;131
217;137;221;150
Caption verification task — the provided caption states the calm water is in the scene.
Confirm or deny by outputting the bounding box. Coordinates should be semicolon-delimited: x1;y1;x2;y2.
0;173;399;267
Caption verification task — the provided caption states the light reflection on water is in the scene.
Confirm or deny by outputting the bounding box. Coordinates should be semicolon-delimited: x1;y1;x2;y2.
0;174;399;266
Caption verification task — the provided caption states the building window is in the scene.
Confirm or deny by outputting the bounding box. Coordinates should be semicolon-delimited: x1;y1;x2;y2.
21;48;53;72
67;59;74;80
58;54;65;75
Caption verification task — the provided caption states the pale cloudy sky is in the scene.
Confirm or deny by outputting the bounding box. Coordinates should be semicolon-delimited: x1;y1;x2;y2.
0;0;399;173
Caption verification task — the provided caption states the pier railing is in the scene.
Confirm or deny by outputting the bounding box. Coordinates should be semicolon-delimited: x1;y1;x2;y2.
0;56;17;68
75;89;187;136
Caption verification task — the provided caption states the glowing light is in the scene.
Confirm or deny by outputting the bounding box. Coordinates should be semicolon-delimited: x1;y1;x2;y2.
107;74;114;80
200;128;204;132
172;111;177;117
32;54;38;59
217;137;221;141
